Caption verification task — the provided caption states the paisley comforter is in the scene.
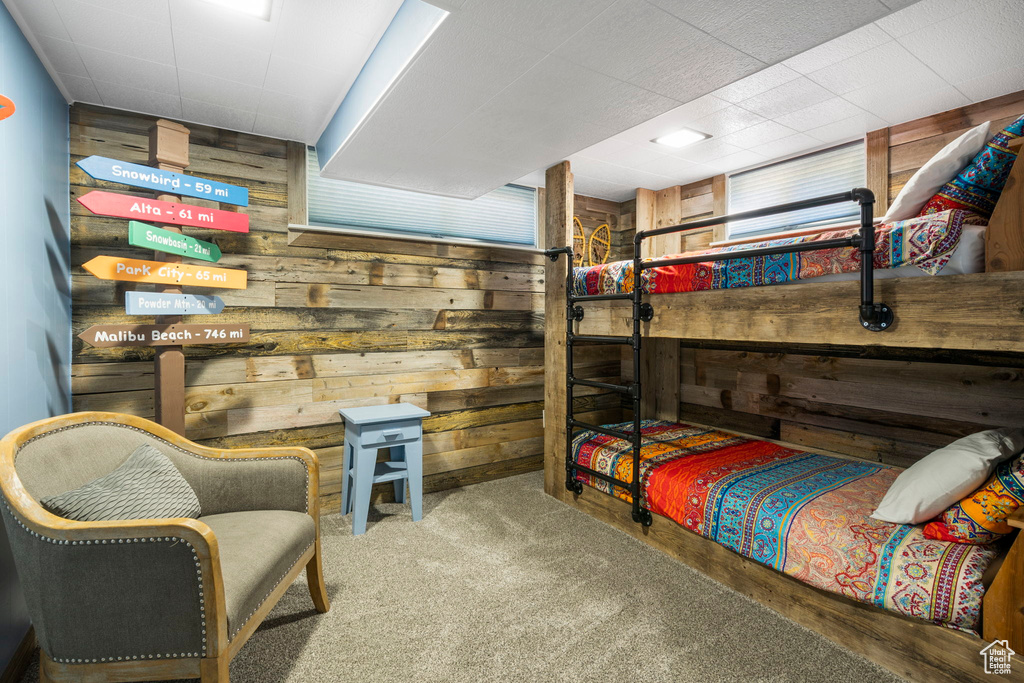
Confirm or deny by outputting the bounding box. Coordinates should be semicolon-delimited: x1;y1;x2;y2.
573;208;984;296
572;420;998;633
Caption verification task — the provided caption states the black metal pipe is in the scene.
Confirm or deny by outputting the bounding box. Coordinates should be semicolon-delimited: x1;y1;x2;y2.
570;334;633;345
570;292;634;302
857;191;876;315
631;234;645;523
563;462;633;491
635;190;857;243
570;420;632;440
641;236;857;271
564;242;576;492
570;377;635;394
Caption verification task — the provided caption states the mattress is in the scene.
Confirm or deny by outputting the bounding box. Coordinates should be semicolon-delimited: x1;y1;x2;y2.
574;208;987;296
572;421;998;633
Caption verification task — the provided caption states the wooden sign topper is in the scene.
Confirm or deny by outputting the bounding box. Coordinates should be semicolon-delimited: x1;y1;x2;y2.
77;155;249;206
78;190;249;233
82;255;247;289
79;323;250;348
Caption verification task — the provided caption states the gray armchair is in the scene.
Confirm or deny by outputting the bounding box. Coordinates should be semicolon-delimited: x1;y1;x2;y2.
0;411;330;683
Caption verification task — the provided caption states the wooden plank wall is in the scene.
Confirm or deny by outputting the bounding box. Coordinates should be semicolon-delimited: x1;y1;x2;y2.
676;90;1024;467
69;104;621;514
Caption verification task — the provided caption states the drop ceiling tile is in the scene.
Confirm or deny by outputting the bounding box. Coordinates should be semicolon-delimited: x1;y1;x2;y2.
582;77;681;133
565;175;636;202
805;40;930;95
603;144;669;168
655;0;891;64
73;0;170;22
76;45;179;96
747;132;819;160
566;157;672;187
413;20;547;102
611;95;731;144
630;36;764;103
181;98;257;133
56;0;175;64
57;73;101;103
263;54;356;101
5;0;70;40
575;137;635;159
688;105;766;138
737;77;833;119
897;4;1024;87
782;23;892;74
702;149;768;174
529;120;622;158
457;0;619;53
513;169;547;188
168;0;279;46
774;96;867;131
92;79;182;117
873;0;971;37
172;30;272;88
253;113;308;142
804;110;888;143
637;153;703;178
953;67;1024;104
842;75;969;125
255;90;317;122
34;35;89;78
177;70;263;111
712;64;802;103
719;120;796;149
552;0;707;83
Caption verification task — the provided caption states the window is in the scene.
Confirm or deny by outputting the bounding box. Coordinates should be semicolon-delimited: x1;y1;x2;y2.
306;147;537;247
727;141;866;238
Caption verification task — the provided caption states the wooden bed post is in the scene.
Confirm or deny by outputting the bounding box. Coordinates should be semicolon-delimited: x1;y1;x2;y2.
985;137;1024;272
637;187;681;422
543;161;573;499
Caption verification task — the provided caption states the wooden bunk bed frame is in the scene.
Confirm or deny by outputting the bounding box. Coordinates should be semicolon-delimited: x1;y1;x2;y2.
541;143;1024;683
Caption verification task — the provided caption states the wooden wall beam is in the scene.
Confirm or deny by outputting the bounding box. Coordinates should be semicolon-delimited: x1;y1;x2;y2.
866;128;890;215
711;174;727;242
986;137;1024;272
543;161;573;498
636;188;656;260
286;141;307;226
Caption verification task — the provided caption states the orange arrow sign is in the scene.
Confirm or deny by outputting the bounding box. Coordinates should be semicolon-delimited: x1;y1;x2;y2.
82;255;247;289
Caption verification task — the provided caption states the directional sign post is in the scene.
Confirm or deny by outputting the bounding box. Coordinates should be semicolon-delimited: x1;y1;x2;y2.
78;190;249;233
129;222;222;262
77;155;249;206
125;291;225;316
83;255;247;289
78;323;249;348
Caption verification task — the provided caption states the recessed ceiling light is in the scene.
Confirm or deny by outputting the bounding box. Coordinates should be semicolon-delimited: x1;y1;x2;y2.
653;128;711;148
199;0;273;21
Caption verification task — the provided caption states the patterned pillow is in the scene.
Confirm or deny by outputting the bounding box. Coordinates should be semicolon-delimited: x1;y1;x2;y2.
40;444;201;521
918;114;1024;219
923;454;1024;544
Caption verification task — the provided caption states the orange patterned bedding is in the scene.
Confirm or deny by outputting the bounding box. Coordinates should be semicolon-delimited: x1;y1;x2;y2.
572;420;998;633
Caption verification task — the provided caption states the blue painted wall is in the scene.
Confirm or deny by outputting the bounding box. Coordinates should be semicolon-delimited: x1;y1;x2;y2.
0;1;71;672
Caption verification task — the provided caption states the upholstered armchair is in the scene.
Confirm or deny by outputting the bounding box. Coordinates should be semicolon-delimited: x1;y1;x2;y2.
0;412;330;683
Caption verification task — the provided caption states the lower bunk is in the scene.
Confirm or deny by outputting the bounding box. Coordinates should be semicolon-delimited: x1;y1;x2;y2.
558;420;1024;683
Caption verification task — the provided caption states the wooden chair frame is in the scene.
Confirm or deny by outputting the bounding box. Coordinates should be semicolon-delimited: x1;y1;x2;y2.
0;412;330;683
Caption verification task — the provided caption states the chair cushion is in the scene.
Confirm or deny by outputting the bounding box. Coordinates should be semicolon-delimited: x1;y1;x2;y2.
199;510;315;637
39;444;201;521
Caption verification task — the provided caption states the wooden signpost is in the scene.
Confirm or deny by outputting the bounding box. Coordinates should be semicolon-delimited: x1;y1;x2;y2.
77;155;249;206
82;255;247;289
128;221;222;262
78;190;250;233
125;292;225;316
78;323;249;348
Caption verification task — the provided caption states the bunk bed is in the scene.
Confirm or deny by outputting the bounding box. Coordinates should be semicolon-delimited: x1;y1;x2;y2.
540;137;1024;683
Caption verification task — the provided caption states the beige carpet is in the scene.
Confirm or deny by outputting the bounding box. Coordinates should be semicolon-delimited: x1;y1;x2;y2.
20;471;903;682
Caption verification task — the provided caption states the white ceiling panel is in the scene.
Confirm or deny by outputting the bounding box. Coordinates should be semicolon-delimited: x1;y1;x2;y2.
4;0;404;141
514;0;1024;201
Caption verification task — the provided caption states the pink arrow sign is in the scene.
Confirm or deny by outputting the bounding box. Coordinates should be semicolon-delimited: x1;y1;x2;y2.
77;190;249;233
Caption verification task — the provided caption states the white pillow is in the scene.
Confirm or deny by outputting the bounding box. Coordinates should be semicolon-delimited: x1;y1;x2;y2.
871;427;1024;525
882;121;990;222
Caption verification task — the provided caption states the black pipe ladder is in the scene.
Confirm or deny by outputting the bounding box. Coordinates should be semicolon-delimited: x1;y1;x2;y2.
546;187;892;526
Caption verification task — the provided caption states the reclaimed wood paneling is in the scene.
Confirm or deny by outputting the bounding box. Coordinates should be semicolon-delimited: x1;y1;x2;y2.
71;105;622;514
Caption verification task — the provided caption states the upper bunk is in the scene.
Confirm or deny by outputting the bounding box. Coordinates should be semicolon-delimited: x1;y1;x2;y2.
549;134;1024;355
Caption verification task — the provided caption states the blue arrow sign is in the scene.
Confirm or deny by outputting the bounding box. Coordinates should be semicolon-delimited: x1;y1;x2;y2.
125;291;225;316
77;156;248;206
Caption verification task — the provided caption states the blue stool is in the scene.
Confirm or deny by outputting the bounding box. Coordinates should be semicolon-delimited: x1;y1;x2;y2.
339;403;431;535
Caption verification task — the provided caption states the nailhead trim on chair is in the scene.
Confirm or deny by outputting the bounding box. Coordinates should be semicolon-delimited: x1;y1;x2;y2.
16;421;311;513
0;498;208;661
230;539;315;640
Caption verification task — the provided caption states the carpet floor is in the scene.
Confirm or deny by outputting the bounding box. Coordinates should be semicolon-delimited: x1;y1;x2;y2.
20;471;904;683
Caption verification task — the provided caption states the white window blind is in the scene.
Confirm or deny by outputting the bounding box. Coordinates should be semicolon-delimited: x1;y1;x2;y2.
307;147;537;246
727;142;866;237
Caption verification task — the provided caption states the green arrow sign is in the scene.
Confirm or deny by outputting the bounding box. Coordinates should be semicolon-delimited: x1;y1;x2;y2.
128;221;221;262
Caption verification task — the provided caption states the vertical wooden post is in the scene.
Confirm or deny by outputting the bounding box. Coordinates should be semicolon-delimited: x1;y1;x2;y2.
866;127;890;216
711;174;728;243
986;137;1024;272
636;188;656;260
149;119;190;435
543;161;572;498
